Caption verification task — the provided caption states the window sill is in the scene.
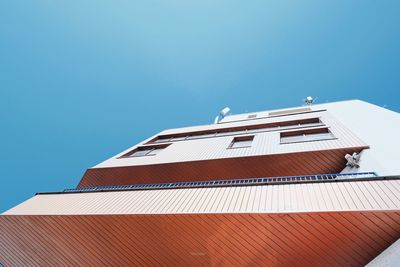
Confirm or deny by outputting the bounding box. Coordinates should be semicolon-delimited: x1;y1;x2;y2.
227;146;252;149
280;137;338;145
118;154;157;159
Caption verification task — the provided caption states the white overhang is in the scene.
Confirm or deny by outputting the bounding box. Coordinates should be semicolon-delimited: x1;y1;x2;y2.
4;179;400;215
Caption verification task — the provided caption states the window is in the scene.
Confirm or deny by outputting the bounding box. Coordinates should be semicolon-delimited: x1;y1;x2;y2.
149;118;324;144
186;133;216;140
228;135;254;149
170;136;188;141
280;128;335;144
154;137;172;143
215;130;247;137
120;144;170;158
269;107;311;117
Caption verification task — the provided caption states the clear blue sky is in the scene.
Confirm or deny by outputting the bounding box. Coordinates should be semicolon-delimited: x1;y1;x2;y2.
1;1;399;212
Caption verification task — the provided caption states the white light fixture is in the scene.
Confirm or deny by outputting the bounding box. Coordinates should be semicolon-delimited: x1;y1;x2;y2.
220;107;231;117
214;107;231;124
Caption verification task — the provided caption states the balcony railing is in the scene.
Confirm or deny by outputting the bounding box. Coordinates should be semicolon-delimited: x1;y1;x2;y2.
59;172;378;194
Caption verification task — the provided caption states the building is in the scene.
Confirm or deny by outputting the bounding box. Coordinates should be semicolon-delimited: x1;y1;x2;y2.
1;99;399;266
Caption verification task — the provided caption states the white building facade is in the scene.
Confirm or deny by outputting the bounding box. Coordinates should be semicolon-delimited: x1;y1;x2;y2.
1;100;399;266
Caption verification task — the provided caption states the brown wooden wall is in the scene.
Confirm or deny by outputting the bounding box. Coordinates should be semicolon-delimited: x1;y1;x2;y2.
0;211;399;266
78;147;366;188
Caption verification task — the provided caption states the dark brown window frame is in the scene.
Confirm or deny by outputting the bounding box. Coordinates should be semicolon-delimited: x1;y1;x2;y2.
268;107;311;117
119;144;171;158
227;135;254;149
149;117;324;144
280;127;336;144
218;109;326;124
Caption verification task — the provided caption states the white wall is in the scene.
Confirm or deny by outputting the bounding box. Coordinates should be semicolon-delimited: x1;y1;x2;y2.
93;99;400;176
321;100;400;175
94;109;366;168
367;238;400;267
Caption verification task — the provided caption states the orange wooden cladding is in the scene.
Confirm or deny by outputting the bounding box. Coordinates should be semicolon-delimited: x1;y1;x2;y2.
78;147;366;188
0;211;399;266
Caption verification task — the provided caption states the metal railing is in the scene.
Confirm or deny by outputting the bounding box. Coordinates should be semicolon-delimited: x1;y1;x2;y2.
61;172;378;194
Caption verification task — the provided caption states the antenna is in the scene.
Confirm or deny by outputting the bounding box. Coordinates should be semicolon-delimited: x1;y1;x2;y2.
303;96;318;106
305;96;314;105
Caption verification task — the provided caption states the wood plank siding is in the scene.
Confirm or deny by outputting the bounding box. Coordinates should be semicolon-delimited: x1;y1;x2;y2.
78;147;366;188
0;211;399;266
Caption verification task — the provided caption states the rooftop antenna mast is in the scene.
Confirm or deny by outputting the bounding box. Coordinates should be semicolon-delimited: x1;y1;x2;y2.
304;96;317;106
